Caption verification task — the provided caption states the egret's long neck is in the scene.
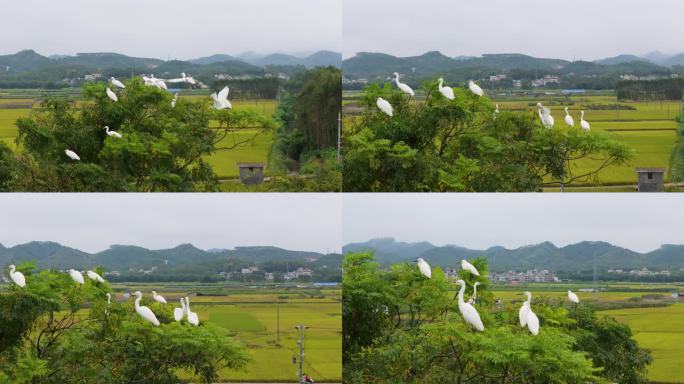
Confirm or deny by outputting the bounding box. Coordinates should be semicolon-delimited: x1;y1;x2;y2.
473;284;478;298
10;266;15;274
457;283;466;304
134;295;141;310
581;111;585;119
438;79;443;89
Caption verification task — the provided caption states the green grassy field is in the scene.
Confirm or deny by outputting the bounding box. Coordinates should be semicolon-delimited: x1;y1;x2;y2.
0;90;277;179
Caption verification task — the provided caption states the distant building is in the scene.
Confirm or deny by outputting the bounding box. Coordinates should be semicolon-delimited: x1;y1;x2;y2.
237;162;265;185
489;269;559;283
489;74;507;82
512;80;523;89
84;73;102;81
635;167;665;192
628;268;671;277
265;272;275;281
284;267;313;281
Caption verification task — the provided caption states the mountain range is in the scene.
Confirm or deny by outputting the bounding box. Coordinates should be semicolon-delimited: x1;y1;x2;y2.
342;51;683;84
0;241;341;273
343;238;684;272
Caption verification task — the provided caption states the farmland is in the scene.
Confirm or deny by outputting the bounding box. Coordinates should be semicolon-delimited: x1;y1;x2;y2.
0;89;277;179
488;282;684;383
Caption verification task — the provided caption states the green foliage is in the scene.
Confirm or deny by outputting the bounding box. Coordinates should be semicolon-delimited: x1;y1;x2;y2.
669;114;684;183
0;263;248;384
343;82;632;191
343;252;650;384
0;78;274;191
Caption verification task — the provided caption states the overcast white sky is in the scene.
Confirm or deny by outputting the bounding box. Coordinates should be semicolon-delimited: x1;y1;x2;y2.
343;0;684;60
0;194;342;254
343;194;684;253
0;0;341;59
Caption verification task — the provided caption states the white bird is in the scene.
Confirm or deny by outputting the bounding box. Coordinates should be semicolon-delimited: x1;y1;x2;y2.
455;279;484;331
537;102;554;128
438;78;455;100
416;258;432;278
580;111;590;131
171;93;178;108
211;86;232;110
8;265;26;288
150;74;167;90
495;104;500;114
104;126;122;138
520;292;539;335
106;87;118;102
152;291;167;304
564;107;574;127
174;298;186;322
168;72;196;85
142;75;156;86
133;291;160;326
185;296;199;326
105;293;111;316
68;269;85;285
65;149;80;161
86;270;105;283
376;97;393;117
392;72;414;96
467;282;481;304
468;80;483;97
461;259;480;276
568;290;580;304
110;77;125;89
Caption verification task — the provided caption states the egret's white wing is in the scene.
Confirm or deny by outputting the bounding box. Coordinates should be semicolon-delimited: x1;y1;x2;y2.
218;86;229;101
527;310;540;335
460;302;484;331
138;306;160;326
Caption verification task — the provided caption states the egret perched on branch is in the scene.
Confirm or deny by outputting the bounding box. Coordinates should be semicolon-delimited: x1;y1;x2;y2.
168;72;196;85
185;296;199;326
171;93;178;108
580;111;591;131
455;280;484;331
519;292;539;335
86;270;105;283
392;72;414;97
564;107;574;127
110;77;125;89
467;282;481;304
438;78;455;100
104;126;122;138
376;97;393;117
65;149;80;161
567;290;580;304
152;291;167;304
132;291;160;326
106;87;118;102
211;86;232;110
461;259;480;276
468;80;483;97
105;293;112;316
537;102;554;128
174;298;186;322
8;265;26;288
68;269;85;285
416;258;432;278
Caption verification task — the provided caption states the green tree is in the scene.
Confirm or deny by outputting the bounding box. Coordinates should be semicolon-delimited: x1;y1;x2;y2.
0;264;249;384
0;78;273;191
343;82;632;191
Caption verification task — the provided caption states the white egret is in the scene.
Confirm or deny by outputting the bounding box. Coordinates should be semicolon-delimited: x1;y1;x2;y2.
416;258;432;278
142;75;156;86
185;296;199;326
461;259;480;276
106;87;118;102
132;291;160;326
537;103;554;128
168;72;196;85
8;265;26;288
174;298;186;322
580;111;590;131
520;292;539;335
65;149;80;161
568;290;580;304
455;279;484;331
86;270;105;283
564;107;574;127
438;78;455;100
495;104;500;114
376;97;393;117
68;269;85;285
152;291;167;304
104;126;122;138
467;282;481;304
171;93;178;108
392;72;414;97
150;74;167;90
468;80;483;97
110;77;125;89
105;293;111;316
211;86;232;110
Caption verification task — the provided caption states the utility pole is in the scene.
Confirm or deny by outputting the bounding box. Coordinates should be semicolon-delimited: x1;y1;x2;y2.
295;325;306;384
337;112;342;161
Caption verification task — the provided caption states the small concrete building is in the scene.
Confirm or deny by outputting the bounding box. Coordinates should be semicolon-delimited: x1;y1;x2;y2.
635;167;665;192
237;162;265;185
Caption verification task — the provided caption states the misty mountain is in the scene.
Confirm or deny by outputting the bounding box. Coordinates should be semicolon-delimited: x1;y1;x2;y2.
595;54;645;65
0;241;340;272
343;238;684;271
189;54;240;65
